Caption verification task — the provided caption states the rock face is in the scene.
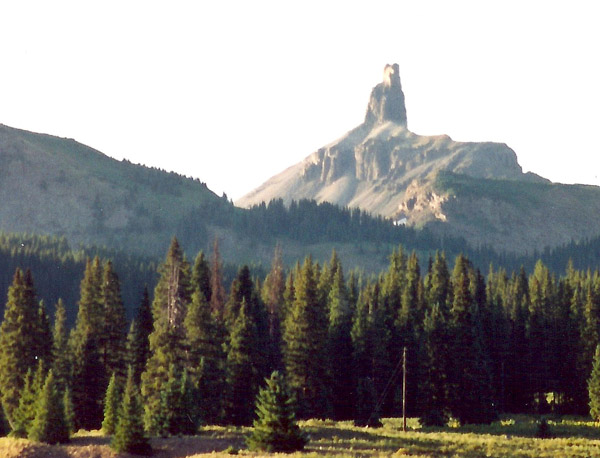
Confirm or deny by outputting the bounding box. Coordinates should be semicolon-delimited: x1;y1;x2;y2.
237;63;542;219
236;64;600;253
364;63;407;126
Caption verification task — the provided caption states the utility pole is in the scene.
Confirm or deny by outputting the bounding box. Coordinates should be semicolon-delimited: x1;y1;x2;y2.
402;346;407;432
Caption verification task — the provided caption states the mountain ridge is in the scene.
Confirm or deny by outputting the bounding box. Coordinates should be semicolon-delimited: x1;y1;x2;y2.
237;64;600;253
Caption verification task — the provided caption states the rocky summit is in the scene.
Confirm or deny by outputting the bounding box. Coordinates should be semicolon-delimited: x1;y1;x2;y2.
237;64;600;253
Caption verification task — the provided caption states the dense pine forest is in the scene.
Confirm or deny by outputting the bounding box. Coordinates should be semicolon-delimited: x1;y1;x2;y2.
1;234;600;448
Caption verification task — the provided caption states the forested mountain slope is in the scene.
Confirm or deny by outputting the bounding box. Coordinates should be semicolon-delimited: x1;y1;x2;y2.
0;123;229;256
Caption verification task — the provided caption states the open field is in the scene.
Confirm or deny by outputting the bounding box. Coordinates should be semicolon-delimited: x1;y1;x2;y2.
1;416;600;458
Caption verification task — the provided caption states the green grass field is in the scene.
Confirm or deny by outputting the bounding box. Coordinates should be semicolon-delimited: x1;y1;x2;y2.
1;416;600;457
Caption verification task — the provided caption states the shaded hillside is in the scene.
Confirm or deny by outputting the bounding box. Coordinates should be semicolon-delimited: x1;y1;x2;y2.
0;123;467;271
0;123;226;256
237;64;600;253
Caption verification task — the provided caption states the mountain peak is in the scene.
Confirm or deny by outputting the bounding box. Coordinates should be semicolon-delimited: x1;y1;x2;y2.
364;63;407;126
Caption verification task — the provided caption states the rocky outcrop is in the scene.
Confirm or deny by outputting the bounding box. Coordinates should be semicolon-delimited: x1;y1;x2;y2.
236;64;600;253
364;63;407;126
237;64;542;220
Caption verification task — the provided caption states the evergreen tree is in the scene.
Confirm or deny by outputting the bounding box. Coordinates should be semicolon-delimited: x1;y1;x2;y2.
10;363;44;438
155;365;199;436
192;250;212;303
247;371;307;453
419;304;450;426
448;255;496;424
100;261;127;379
51;299;71;391
0;268;43;422
224;299;260;425
283;256;329;419
262;244;286;371
70;327;106;430
102;373;121;435
184;289;225;425
112;367;151;456
588;345;600;421
71;257;104;345
28;370;69;444
127;286;153;384
35;299;53;368
141;238;191;435
354;377;381;427
327;265;354;420
210;238;226;318
63;387;75;435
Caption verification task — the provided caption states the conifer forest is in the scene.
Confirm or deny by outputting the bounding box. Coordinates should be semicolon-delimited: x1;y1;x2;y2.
1;235;600;451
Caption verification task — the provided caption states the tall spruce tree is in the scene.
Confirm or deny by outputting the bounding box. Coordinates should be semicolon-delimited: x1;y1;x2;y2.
112;367;151;455
70;326;106;430
247;371;307;453
127;286;153;384
419;304;450;426
184;289;225;425
448;255;496;424
102;373;121;435
262;244;286;371
100;261;127;379
51;299;71;391
192;250;212;303
28;370;69;444
327;265;354;420
10;362;45;438
589;345;600;421
141;238;191;435
224;299;260;425
209;238;226;318
0;268;44;423
283;256;330;419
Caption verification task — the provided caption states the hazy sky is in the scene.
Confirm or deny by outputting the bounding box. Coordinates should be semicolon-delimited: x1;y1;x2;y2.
1;1;598;200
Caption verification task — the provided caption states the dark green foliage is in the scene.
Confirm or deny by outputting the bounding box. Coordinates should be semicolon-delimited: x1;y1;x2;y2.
0;268;45;423
102;373;121;435
99;260;127;379
247;371;307;453
327;264;354;420
153;365;199;437
28;370;70;444
70;327;106;430
52;299;71;390
0;404;9;437
448;256;497;424
141;238;191;434
111;368;151;455
209;238;226;318
224;299;260;426
127;286;153;384
10;363;44;438
6;234;600;429
63;387;75;435
184;289;225;425
283;256;330;419
419;304;450;427
261;244;286;371
354;377;382;427
192;250;212;303
588;345;600;421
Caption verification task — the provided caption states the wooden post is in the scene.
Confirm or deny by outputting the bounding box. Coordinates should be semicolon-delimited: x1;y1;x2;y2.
402;346;407;432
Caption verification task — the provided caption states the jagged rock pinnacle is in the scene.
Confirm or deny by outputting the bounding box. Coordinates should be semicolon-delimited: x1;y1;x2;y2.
364;63;407;127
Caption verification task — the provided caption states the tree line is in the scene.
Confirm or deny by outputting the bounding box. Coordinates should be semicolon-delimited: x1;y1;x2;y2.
1;237;600;446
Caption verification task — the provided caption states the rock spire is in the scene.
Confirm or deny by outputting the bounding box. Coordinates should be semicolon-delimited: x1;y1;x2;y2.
364;63;407;127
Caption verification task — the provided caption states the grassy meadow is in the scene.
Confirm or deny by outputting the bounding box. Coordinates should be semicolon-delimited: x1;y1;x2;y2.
1;416;600;458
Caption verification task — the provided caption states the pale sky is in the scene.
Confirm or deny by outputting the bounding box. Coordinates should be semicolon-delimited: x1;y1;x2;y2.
1;1;598;200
